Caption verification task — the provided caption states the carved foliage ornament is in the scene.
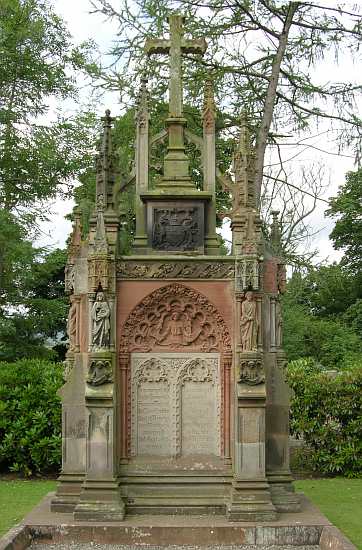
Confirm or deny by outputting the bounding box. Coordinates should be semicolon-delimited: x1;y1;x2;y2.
117;261;234;279
238;359;265;385
120;283;231;354
87;359;113;386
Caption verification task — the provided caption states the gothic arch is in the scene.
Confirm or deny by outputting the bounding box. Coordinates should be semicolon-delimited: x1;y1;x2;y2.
119;283;232;459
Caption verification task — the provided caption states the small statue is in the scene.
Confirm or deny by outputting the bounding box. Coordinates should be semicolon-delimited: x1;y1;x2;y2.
240;290;258;351
67;299;77;352
276;299;283;348
92;291;111;348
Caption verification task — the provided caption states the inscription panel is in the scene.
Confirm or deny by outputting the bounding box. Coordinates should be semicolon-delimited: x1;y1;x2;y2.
131;353;220;457
137;382;170;455
182;381;218;454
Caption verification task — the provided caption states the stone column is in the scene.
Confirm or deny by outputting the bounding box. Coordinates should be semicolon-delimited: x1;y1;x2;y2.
133;78;149;251
51;258;89;513
74;286;125;521
203;79;221;254
227;293;276;521
264;258;300;512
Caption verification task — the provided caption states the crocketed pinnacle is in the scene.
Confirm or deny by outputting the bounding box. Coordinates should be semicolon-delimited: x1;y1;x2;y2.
237;112;250;156
203;78;216;116
135;76;149;126
270;210;282;250
95;109;117;213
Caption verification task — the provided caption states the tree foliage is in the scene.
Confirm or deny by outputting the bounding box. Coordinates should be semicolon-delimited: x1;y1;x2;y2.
327;168;362;274
91;0;362;164
287;358;362;477
0;359;62;476
0;0;99;361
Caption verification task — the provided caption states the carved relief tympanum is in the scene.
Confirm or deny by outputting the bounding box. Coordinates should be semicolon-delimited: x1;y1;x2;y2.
122;284;230;353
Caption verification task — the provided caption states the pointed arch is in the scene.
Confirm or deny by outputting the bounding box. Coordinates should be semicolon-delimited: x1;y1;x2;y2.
119;283;232;460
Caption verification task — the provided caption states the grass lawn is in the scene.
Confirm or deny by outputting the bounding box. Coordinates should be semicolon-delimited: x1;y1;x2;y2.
0;478;360;548
0;480;56;537
295;478;362;550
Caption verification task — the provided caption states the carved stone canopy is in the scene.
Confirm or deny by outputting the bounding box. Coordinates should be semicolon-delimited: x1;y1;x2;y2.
120;283;231;354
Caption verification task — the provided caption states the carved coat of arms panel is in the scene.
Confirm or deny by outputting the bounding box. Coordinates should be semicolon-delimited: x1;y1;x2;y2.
147;202;204;253
130;353;221;458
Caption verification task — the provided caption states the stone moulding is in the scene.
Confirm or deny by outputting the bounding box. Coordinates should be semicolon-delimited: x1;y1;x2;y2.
117;259;235;279
119;283;232;460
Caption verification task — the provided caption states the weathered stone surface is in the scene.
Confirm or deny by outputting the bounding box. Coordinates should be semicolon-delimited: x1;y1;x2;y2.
131;353;221;458
117;259;234;279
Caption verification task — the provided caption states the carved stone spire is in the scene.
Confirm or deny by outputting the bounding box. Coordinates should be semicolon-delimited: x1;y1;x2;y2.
68;207;82;262
135;76;149;129
202;78;216;135
93;194;108;255
270;210;282;252
233;114;256;211
95;109;117;214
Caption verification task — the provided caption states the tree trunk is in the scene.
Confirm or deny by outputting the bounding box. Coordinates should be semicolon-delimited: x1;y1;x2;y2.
255;2;300;205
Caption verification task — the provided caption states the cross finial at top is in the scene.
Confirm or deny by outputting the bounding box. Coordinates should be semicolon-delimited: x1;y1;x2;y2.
145;14;206;117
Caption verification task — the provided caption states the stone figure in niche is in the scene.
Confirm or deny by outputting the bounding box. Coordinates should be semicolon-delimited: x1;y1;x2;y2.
240;291;258;351
67;299;77;352
92;291;111;348
87;359;113;386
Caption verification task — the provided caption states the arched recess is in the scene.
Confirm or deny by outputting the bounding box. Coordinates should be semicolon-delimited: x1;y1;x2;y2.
119;283;232;460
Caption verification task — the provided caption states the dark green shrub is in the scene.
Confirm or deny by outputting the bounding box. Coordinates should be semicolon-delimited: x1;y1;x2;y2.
286;359;362;477
0;359;63;476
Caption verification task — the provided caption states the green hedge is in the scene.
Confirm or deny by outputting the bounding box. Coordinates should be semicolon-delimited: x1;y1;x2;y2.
0;359;63;476
286;359;362;477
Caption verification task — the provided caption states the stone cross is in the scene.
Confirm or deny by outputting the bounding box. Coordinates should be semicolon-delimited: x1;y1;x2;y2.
145;14;206;118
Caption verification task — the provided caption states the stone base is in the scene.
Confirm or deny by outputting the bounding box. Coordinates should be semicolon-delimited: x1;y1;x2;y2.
50;472;84;513
120;457;231;515
74;478;125;522
268;472;301;513
227;479;278;522
8;492;354;548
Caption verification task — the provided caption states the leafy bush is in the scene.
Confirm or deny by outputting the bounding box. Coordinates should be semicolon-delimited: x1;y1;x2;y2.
0;359;63;476
286;359;362;477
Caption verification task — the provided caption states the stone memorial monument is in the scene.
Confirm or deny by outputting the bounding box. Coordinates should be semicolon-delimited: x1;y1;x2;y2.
51;14;300;522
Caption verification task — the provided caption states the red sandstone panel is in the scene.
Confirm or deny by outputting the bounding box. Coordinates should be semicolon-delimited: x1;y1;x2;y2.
116;280;235;347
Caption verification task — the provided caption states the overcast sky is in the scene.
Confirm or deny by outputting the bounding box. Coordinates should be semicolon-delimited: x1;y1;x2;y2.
39;0;360;264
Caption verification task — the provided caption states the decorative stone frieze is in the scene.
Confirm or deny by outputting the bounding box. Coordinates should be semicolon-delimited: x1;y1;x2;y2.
117;260;234;279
